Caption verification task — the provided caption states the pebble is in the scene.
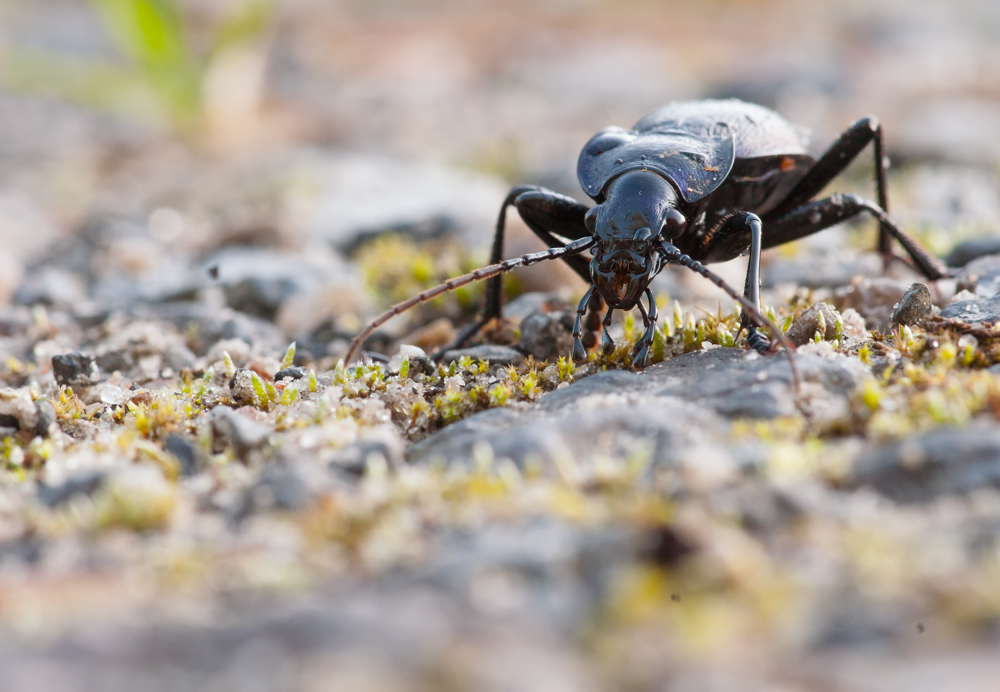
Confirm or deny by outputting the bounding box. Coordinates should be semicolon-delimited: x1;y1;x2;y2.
519;310;575;362
785;303;841;346
209;406;273;463
229;369;259;407
891;283;934;326
51;352;100;387
100;385;125;406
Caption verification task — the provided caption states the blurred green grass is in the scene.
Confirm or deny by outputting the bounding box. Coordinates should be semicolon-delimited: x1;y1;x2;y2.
1;0;276;135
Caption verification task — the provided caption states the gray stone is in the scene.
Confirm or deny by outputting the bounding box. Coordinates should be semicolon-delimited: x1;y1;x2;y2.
51;352;100;388
844;426;1000;503
328;436;404;478
785;303;841;346
36;470;107;508
892;283;934;326
165;434;201;477
939;294;1000;325
34;400;56;438
232;461;312;523
946;239;1000;268
209;406;273;463
519;310;574;362
274;366;306;381
955;254;1000;297
833;277;912;332
642;348;863;421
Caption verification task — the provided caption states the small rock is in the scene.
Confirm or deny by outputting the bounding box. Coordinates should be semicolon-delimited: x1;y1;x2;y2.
232;461;312;524
328;435;405;478
519;310;575;362
939;294;1000;325
785;303;841;346
228;369;258;407
833;277;912;332
955;254;1000;296
100;384;125;406
844;426;1000;503
891;283;934;326
946;239;1000;267
438;344;525;369
36;470;108;508
34;399;57;438
51;352;100;387
165;434;201;476
209;406;272;463
274;366;306;381
0;389;39;432
388;344;432;377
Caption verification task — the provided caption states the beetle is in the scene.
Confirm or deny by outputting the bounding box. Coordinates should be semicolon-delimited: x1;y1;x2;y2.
346;99;948;369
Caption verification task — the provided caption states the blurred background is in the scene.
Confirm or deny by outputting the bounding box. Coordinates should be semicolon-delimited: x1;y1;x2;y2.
1;2;1000;690
0;0;998;356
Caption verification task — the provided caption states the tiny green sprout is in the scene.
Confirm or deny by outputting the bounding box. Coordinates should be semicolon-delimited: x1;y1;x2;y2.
861;379;882;410
834;314;844;342
488;382;511;407
652;326;666;361
280;385;299;406
333;359;349;385
281;342;297;369
782;314;794;333
250;371;268;407
557;356;575;382
696;319;709;345
672;300;683;332
715;322;735;347
520;371;540;399
623;312;636;343
816;309;827;340
222;351;237;379
447;361;457;377
766;306;778;325
265;378;279;403
478;359;490;375
400;356;410;379
961;341;976;367
858;343;872;364
458;355;475;372
308;369;318;392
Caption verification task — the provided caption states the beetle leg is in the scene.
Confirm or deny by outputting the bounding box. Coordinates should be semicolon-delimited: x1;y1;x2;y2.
446;186;593;353
762;193;949;279
601;306;616;356
738;213;771;353
631;289;659;369
583;291;604;349
763;116;895;271
572;285;597;364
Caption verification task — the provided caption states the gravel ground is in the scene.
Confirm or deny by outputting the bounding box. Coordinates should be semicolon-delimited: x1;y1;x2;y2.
0;0;999;690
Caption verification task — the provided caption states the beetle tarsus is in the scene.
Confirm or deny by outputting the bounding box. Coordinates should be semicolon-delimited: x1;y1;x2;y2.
746;328;771;354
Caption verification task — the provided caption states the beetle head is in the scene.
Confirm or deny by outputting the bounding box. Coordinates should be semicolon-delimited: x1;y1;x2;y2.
584;170;687;309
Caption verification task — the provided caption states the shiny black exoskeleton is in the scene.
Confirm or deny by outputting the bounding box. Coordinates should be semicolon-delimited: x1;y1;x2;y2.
464;99;948;368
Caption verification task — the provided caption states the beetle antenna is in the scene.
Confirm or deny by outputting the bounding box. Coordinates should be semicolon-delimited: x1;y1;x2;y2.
658;241;800;391
346;237;597;364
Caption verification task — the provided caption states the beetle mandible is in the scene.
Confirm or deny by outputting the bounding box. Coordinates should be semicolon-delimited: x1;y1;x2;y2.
347;99;948;368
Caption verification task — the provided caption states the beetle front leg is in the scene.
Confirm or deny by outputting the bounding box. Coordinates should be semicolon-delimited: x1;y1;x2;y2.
631;289;658;369
571;285;596;364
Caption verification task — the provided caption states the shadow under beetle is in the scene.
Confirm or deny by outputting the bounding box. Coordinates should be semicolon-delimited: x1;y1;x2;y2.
347;99;948;369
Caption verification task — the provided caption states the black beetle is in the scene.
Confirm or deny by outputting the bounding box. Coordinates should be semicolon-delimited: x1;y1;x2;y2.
347;99;948;368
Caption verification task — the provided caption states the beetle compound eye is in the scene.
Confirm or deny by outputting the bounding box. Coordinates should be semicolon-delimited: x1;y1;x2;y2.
664;208;687;239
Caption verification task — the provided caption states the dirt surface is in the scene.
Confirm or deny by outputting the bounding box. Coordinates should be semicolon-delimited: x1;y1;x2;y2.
1;1;1000;690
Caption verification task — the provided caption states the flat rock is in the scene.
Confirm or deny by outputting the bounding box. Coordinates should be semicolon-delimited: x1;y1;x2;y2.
844;426;1000;503
955;254;1000;297
939;294;1000;325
